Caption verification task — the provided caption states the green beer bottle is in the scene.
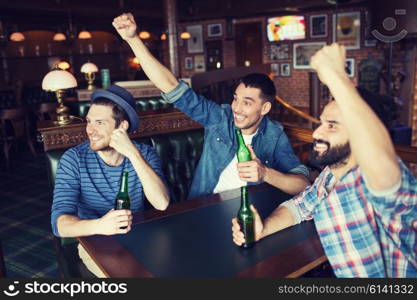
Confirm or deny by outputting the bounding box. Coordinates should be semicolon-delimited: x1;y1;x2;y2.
115;171;130;210
235;128;251;162
237;186;255;248
115;172;130;229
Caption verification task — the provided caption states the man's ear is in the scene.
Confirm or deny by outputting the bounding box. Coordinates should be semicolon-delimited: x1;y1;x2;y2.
119;120;129;131
261;101;272;116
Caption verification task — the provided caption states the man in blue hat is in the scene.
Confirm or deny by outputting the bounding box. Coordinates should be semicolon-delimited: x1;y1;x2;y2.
51;85;169;277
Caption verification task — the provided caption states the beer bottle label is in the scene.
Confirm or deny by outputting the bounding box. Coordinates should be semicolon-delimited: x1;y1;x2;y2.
116;199;125;210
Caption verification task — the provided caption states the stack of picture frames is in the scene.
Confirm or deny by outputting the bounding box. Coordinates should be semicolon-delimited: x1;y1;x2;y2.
183;22;224;73
270;44;291;77
270;11;362;77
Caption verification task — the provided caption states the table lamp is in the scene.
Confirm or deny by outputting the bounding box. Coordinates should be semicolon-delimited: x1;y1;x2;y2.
42;68;77;125
80;62;99;90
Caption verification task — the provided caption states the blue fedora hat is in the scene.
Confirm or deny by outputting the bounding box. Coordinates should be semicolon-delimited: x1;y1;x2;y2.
91;85;139;132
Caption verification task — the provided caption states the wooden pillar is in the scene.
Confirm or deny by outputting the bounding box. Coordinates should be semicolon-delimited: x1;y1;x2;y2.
164;0;179;77
309;72;320;129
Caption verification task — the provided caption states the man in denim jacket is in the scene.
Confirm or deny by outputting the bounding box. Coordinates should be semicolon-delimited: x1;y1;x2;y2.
113;13;310;200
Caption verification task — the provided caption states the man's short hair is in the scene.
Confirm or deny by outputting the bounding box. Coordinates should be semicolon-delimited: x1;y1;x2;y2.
91;97;129;129
356;87;398;129
239;73;276;102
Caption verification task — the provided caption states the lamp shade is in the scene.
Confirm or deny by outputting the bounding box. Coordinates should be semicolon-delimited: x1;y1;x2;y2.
81;62;98;73
10;32;25;42
42;69;77;91
180;32;191;39
78;30;92;39
139;31;150;39
53;32;66;41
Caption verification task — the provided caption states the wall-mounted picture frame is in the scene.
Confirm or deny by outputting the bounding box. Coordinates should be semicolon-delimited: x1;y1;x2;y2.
271;63;279;77
186;24;204;53
194;54;206;72
185;57;193;70
293;42;326;69
310;14;327;38
279;63;291;77
280;63;291;77
333;11;361;50
270;44;289;61
207;23;222;37
345;58;355;77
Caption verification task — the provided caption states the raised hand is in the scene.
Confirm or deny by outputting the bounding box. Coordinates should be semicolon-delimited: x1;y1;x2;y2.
97;209;132;235
237;144;266;182
232;205;264;246
112;13;138;40
310;43;348;87
109;128;138;159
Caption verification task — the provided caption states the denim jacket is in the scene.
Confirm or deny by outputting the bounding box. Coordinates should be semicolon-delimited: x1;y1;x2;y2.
162;81;309;200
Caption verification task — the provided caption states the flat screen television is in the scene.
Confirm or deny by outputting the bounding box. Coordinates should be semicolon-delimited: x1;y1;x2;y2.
267;15;306;42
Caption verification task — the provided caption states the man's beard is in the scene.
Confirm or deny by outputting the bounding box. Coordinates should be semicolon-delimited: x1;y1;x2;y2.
309;139;351;168
90;144;112;152
89;139;112;152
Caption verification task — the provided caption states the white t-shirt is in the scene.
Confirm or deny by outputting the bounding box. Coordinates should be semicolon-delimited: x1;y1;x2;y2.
213;131;256;194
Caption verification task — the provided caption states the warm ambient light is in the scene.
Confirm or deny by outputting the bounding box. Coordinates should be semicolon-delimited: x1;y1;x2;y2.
78;30;92;39
139;31;150;39
10;32;25;42
180;32;191;39
56;61;70;70
128;57;140;69
81;62;99;90
160;33;167;40
42;69;78;125
53;32;66;41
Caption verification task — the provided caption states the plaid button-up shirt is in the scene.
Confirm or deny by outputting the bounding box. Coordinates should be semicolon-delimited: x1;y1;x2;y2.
283;159;417;277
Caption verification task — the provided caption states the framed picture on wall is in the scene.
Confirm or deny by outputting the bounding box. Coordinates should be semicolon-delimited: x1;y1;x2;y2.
207;23;222;37
345;58;355;77
280;63;291;77
186;24;204;53
271;63;279;76
333;12;361;50
185;57;193;70
194;55;206;72
293;42;326;69
270;44;289;61
310;14;327;38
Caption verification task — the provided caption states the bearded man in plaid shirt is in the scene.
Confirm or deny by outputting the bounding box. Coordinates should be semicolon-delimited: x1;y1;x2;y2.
232;43;417;277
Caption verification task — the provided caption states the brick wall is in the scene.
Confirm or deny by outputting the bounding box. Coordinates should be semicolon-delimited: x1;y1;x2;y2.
175;6;400;109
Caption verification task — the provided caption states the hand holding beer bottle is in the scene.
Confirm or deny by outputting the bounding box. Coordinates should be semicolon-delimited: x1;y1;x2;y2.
236;128;267;182
237;186;254;248
232;196;264;247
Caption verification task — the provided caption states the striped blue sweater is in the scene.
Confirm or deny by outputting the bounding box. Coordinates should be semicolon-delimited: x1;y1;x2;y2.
51;141;164;237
